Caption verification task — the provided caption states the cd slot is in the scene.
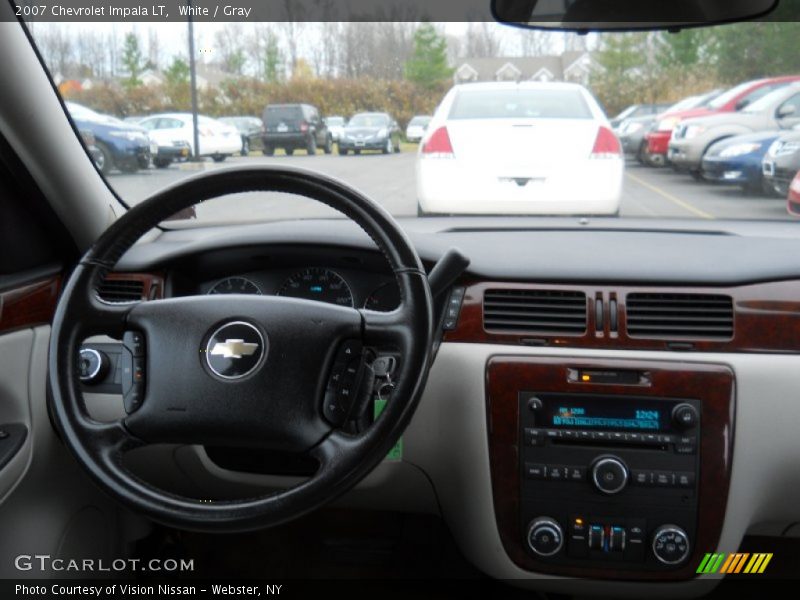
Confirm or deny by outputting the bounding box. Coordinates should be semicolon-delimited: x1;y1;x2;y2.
552;437;668;452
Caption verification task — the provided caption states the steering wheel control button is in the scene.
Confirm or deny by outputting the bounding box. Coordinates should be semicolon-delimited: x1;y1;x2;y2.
78;348;108;384
652;525;691;565
527;518;564;557
672;403;699;429
323;339;367;427
204;321;266;380
123;331;145;357
591;456;629;495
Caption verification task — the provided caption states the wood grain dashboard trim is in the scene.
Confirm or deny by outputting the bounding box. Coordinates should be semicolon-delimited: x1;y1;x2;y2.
0;275;61;334
446;280;800;353
486;357;735;581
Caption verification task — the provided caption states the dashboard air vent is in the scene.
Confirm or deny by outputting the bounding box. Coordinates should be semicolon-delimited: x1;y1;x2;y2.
97;277;145;303
483;289;588;335
626;293;733;340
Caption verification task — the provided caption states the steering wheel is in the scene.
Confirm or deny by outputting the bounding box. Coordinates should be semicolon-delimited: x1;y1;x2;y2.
48;166;434;532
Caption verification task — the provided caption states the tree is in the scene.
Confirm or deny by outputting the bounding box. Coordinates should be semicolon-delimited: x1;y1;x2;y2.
405;23;452;88
164;56;189;86
121;32;145;88
464;23;504;58
214;24;247;76
655;29;707;70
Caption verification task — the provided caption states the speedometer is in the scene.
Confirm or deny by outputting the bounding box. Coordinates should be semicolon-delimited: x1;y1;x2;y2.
278;268;354;307
208;277;262;295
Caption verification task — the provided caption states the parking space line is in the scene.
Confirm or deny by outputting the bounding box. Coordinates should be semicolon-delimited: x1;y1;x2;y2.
626;172;714;220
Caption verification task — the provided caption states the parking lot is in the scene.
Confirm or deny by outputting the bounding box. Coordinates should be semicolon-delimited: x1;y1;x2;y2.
108;151;795;222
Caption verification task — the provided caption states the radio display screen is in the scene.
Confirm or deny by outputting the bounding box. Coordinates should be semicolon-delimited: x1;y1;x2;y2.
529;394;672;432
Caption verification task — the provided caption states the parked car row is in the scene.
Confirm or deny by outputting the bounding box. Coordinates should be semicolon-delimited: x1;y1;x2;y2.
67;100;434;173
614;76;800;216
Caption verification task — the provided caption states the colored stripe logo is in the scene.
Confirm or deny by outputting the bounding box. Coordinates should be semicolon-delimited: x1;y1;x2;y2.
697;553;773;574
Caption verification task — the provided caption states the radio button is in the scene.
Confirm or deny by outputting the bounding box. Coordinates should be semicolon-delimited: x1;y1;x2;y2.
676;443;697;455
547;466;566;480
626;432;642;443
672;403;699;429
676;472;696;487
567;466;586;481
545;430;561;439
632;470;653;486
595;431;608;441
591;457;629;495
563;430;577;440
644;433;659;444
525;463;546;480
655;471;675;486
610;432;625;443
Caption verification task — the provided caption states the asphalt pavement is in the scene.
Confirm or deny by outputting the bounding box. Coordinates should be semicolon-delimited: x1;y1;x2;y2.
108;151;795;222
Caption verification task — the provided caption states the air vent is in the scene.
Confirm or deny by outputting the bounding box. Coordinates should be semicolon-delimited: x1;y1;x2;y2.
483;289;588;335
96;277;145;303
626;293;733;340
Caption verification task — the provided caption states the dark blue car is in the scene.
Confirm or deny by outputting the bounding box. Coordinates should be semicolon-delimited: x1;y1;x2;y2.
701;131;782;194
66;102;152;174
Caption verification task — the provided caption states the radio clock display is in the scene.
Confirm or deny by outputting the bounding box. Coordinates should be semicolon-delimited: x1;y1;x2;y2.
532;395;670;431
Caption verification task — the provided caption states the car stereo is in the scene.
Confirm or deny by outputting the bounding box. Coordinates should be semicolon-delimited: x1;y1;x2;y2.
518;392;700;569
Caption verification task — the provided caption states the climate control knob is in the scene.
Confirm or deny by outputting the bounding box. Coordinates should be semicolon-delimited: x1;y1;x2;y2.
591;456;628;495
652;525;691;565
526;517;564;557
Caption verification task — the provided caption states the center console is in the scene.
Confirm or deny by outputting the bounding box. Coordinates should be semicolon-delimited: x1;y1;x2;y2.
487;357;735;580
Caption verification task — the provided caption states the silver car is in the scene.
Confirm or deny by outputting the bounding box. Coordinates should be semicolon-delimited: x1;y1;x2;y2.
668;83;800;175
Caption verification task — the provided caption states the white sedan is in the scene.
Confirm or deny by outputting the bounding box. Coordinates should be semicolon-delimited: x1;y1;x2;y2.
416;81;624;216
137;113;241;161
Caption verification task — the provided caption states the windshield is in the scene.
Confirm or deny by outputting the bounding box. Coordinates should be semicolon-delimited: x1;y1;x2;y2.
449;88;592;120
348;114;390;127
706;80;762;110
23;17;800;223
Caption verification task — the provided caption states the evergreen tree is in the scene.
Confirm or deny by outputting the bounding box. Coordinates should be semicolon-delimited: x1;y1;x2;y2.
404;23;452;89
121;32;145;89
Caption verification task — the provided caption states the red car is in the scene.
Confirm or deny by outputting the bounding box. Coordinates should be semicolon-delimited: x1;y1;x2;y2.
646;76;800;164
788;170;800;216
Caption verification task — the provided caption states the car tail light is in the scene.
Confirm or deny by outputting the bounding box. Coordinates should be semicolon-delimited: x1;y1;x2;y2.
590;126;622;159
421;127;454;158
300;122;309;133
789;172;800;216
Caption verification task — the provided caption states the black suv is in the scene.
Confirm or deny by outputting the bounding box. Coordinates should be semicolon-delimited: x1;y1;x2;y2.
262;103;333;156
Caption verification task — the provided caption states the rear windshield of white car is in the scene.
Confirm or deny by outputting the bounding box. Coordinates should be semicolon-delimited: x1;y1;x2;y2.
448;89;593;120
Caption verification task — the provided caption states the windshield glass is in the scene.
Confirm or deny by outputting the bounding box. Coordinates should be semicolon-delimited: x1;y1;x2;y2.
22;16;800;224
449;88;592;119
706;80;761;110
348;114;390;127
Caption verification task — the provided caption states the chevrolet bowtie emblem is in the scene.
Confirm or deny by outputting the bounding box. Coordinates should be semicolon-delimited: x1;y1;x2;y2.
210;339;259;359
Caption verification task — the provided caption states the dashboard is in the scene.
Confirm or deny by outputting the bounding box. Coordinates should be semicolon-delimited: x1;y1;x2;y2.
77;217;800;596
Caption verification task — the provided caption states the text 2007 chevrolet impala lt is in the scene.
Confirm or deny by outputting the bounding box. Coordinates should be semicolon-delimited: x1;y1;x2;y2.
2;0;800;598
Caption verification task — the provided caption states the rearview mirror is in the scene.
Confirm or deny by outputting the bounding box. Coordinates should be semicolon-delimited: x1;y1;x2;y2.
491;0;779;32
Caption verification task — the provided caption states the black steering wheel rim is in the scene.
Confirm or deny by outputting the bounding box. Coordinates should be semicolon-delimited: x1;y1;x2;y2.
48;165;434;532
